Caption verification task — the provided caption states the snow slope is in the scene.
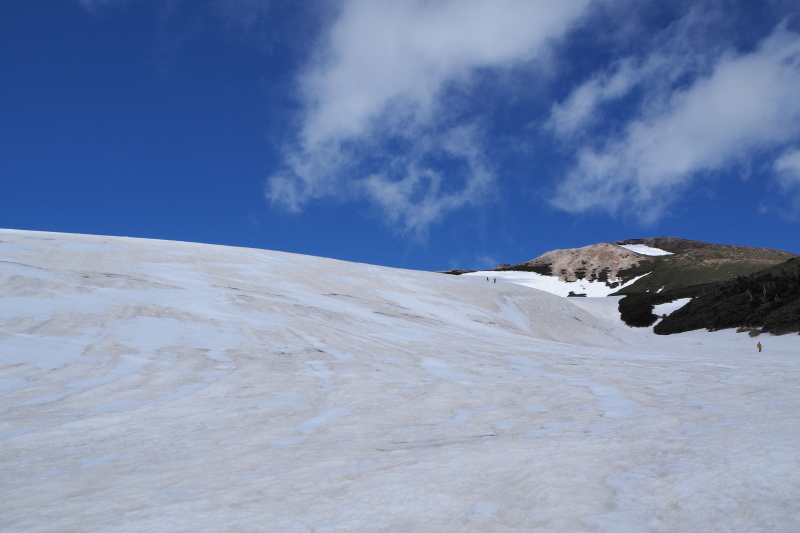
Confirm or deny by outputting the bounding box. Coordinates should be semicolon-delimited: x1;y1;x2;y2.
463;270;649;297
2;229;799;532
463;243;673;297
618;244;674;256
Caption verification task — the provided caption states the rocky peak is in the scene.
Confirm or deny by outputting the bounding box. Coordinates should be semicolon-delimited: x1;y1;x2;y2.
513;243;645;282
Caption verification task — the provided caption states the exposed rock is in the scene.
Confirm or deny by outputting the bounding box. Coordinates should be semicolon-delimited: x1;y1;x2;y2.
508;243;645;282
438;269;476;275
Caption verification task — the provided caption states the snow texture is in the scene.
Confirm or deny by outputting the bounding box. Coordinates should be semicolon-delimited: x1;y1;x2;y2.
619;244;674;256
1;229;799;532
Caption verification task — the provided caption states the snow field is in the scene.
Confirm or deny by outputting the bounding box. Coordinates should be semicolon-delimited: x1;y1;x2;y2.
463;242;672;298
1;229;799;532
618;244;674;256
462;270;650;298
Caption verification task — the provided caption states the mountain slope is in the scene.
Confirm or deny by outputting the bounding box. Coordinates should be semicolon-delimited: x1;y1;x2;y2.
653;257;800;335
498;242;643;282
505;237;795;293
2;229;800;531
610;239;799;332
612;237;796;294
446;237;796;330
446;237;795;299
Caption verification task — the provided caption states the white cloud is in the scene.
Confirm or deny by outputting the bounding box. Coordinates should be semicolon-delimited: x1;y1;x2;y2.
551;25;800;222
774;148;800;188
548;5;724;139
548;58;641;138
266;0;592;235
548;50;714;140
360;125;494;238
298;0;590;148
773;148;800;214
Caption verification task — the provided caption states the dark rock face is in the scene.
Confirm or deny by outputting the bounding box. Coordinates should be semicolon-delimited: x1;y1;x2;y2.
438;269;477;275
653;257;800;335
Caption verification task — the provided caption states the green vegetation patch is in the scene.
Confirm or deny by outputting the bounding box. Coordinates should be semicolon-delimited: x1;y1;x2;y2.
653;258;800;335
618;283;715;328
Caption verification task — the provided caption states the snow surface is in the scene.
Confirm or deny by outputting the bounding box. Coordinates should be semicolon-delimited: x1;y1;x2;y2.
2;229;800;532
619;244;674;256
653;298;692;317
463;270;649;297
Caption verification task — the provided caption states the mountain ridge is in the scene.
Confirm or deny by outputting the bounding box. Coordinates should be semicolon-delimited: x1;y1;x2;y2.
441;237;799;333
443;237;795;292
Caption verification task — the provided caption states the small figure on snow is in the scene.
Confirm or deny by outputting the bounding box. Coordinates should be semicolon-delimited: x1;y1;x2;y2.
757;342;762;353
493;278;496;283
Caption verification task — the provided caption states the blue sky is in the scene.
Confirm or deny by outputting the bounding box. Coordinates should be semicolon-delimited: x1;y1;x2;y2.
3;1;800;271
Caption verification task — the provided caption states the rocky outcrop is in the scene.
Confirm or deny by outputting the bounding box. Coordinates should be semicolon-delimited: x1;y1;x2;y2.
505;243;646;282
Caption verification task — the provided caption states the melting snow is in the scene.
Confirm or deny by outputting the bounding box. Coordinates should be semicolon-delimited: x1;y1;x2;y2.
619;244;674;256
1;229;799;532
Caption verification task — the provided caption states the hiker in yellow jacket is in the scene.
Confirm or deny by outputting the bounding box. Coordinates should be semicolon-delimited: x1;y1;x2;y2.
757;342;762;352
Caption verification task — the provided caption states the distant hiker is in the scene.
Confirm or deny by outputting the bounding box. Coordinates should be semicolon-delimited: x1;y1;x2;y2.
757;342;762;353
493;278;496;283
487;277;489;281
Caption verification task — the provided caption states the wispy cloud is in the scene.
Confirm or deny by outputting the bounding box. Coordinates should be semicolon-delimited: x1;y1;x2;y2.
775;148;800;188
472;254;499;270
547;5;725;140
551;24;800;222
360;125;494;238
78;0;800;232
266;0;592;236
773;147;800;215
